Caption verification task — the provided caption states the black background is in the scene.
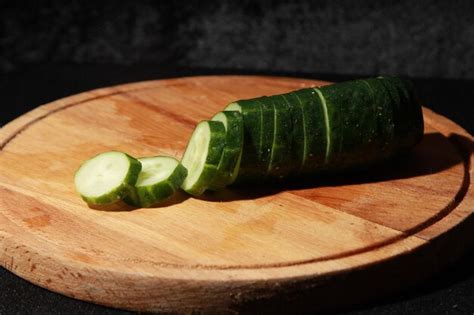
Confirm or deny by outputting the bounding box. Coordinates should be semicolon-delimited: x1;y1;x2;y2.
1;0;473;313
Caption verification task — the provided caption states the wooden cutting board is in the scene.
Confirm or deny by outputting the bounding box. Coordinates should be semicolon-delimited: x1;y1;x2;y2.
0;76;472;313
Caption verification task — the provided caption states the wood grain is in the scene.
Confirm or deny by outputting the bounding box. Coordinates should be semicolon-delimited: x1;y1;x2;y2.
0;76;472;313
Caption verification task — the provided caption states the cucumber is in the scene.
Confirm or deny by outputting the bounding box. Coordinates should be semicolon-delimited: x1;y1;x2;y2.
180;120;226;196
292;88;328;173
282;92;305;172
225;99;266;181
75;76;424;202
379;77;424;151
74;151;141;205
124;156;187;207
209;111;244;189
259;97;276;174
318;80;377;168
264;95;294;178
363;78;396;159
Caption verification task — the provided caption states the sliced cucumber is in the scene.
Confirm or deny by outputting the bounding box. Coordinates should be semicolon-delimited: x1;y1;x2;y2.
180;120;226;196
209;111;244;189
318;80;375;169
124;156;187;207
380;77;424;151
74;151;141;205
225;99;265;181
292;88;328;173
365;78;396;159
282;92;305;172
259;97;275;174
265;95;293;178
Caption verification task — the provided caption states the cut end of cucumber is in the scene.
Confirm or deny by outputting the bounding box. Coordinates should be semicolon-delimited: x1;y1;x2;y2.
212;112;229;129
181;122;211;192
225;102;242;112
74;151;141;205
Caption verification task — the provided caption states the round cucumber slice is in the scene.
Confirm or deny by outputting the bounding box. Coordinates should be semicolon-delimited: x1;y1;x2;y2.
74;151;141;205
209;111;244;189
180;120;226;196
124;156;188;207
225;100;265;180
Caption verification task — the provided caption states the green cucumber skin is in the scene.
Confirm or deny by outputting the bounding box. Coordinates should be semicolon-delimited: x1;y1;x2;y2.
209;111;244;189
125;163;187;207
363;78;396;160
227;99;268;183
227;77;422;181
380;77;424;151
228;99;265;180
264;95;294;178
318;80;380;169
282;93;305;172
259;97;275;173
182;120;227;196
291;88;327;173
80;153;142;205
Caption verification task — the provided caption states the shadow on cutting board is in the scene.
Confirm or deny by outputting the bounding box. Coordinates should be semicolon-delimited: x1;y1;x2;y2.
199;132;472;202
90;132;471;210
87;190;191;211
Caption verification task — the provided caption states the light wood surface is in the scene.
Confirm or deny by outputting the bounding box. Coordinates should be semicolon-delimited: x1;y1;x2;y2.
0;76;472;313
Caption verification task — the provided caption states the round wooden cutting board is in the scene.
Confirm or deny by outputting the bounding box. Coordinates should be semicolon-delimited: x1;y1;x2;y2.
0;76;472;313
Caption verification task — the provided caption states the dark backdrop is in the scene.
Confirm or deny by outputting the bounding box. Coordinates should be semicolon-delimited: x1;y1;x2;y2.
1;0;474;78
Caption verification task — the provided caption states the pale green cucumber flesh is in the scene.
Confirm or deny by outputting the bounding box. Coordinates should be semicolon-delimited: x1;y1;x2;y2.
74;151;141;205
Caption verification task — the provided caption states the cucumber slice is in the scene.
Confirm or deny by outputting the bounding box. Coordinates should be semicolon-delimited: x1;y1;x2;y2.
318;80;376;169
209;111;244;189
225;99;265;181
365;78;397;159
180;120;226;196
264;95;293;178
380;77;424;151
259;97;275;174
74;151;141;205
292;88;328;172
282;93;305;172
124;156;187;207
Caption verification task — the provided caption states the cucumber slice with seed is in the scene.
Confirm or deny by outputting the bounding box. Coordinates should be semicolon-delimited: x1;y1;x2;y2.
124;156;187;207
74;151;141;205
180;120;226;196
